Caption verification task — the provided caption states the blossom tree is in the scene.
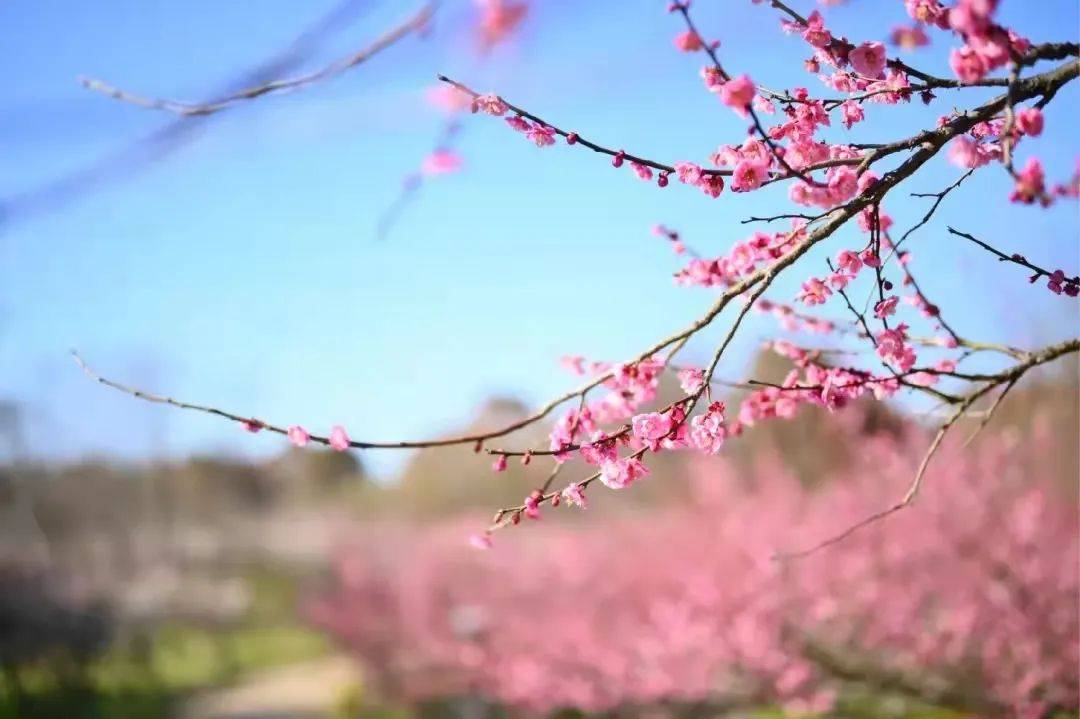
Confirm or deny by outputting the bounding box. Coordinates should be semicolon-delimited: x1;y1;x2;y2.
77;0;1078;555
308;409;1079;715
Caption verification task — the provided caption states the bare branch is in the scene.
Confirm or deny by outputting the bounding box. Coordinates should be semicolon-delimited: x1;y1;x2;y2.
80;4;434;117
948;227;1079;292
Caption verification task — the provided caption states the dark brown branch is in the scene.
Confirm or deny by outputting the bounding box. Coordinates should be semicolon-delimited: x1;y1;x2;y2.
948;227;1079;289
896;169;975;252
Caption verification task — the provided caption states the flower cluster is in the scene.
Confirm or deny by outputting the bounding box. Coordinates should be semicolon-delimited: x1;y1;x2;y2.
942;0;1031;84
674;224;807;288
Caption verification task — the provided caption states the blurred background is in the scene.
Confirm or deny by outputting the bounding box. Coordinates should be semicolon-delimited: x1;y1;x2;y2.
1;1;1077;717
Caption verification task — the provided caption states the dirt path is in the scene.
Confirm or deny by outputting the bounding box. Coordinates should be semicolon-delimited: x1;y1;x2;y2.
177;655;359;719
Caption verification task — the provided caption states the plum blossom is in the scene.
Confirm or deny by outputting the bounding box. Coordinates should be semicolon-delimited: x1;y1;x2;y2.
849;41;887;79
698;174;725;197
876;324;916;371
678;367;705;394
689;401;727;454
476;0;527;49
421;150;463;175
798;277;832;306
474;93;508;115
427;84;472;113
632;411;672;449
719;74;755;116
730;160;768;192
873;295;899;318
949;45;988;84
630;161;653;181
674;161;703;186
1016;107;1044;137
523;492;541;519
1010;157;1047;205
839;100;864;129
890;24;930;50
948;136;996;169
673;29;702;52
836;249;863;275
329;425;351;452
598;456;650;489
734;157;768;188
505;115;530;132
525;123;556;146
287;425;310;447
801;11;832;48
906;0;947;25
560;482;588;509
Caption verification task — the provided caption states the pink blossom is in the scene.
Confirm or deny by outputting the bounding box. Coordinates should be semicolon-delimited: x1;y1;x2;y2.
631;412;672;446
525;123;556;147
876;324;916;371
427;84;472;113
420;150;464;175
674;161;703;186
730;159;768;192
673;29;703;52
798;277;833;306
630;161;653;180
476;0;527;49
839;100;865;129
849;41;887;79
329;425;351;452
801;11;832;48
287;425;310;447
678;367;705;394
492;454;508;472
906;0;947;25
719;74;755;116
836;250;863;275
1016;107;1044;137
560;355;586;375
948;0;998;36
598;456;650;489
523;492;541;519
560;482;588;509
949;46;988;84
689;401;727;454
860;248;882;268
948;136;994;169
753;95;776;114
505;115;530;132
474;93;509;115
890;24;930;50
826;166;858;201
1010;157;1046;205
873;295;899;318
698;174;725;197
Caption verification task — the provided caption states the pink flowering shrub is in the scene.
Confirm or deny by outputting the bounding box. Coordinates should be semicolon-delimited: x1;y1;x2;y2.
309;411;1078;716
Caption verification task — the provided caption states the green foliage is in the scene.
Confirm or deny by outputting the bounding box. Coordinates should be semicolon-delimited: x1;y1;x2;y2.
0;562;328;719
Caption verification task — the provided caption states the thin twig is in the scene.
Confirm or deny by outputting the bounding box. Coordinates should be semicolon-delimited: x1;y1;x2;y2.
80;4;434;117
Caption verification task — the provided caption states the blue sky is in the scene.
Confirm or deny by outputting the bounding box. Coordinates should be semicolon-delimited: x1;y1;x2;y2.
2;0;1077;476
